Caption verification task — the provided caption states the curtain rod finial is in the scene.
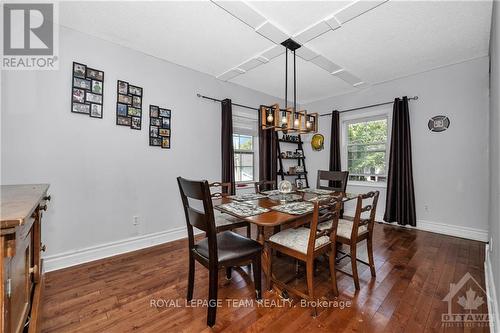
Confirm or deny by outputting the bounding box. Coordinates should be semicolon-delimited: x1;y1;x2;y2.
196;93;201;98
413;96;419;100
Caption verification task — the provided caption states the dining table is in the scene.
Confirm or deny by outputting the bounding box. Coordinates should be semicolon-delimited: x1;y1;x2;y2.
213;190;358;291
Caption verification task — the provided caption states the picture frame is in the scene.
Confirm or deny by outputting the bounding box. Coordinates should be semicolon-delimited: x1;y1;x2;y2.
90;104;103;118
71;62;104;119
116;80;143;130
149;104;171;149
295;178;304;189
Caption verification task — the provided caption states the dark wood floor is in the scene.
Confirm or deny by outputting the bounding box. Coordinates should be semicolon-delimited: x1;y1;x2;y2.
40;223;489;333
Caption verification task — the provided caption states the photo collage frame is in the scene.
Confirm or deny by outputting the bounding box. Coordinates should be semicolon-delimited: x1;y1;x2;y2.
116;80;143;130
149;105;171;149
71;62;104;118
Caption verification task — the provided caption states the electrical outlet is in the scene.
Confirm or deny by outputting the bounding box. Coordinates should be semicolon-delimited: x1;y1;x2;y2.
424;205;429;212
133;216;140;226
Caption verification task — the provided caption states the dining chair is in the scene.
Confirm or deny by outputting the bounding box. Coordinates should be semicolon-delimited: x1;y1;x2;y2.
316;170;349;193
318;191;379;290
209;182;252;238
267;196;341;316
317;170;349;217
177;177;262;327
254;180;276;193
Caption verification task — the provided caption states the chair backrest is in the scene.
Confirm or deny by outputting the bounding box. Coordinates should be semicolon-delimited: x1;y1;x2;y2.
209;181;231;199
254;180;276;193
307;196;342;255
317;170;349;193
351;191;380;240
177;177;218;259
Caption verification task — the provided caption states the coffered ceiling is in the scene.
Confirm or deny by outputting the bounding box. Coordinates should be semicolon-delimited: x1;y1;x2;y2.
60;1;493;104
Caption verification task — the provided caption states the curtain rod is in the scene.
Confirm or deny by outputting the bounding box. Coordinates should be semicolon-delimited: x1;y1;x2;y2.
196;93;260;111
197;93;419;116
319;96;419;117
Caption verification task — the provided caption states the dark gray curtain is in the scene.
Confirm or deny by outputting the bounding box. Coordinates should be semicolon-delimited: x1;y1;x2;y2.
329;110;341;172
221;99;235;195
329;110;342;188
258;106;277;190
384;97;416;226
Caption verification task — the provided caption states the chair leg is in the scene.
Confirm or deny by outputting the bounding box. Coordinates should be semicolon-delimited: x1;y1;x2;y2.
268;247;273;291
253;255;262;300
187;253;195;301
329;246;339;297
207;266;218;327
225;267;232;280
246;224;252;238
367;236;376;277
350;244;360;290
306;260;317;317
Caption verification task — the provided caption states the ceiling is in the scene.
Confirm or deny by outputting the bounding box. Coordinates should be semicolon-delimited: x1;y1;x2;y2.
60;1;493;104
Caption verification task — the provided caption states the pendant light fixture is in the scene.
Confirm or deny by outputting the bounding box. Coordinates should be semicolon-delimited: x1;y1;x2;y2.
260;38;318;133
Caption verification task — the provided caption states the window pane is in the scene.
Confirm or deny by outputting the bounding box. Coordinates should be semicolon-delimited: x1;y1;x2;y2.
346;118;388;182
234;153;241;167
241;167;253;181
241;153;253;166
239;135;252;151
234;167;241;182
348;119;387;144
233;135;239;150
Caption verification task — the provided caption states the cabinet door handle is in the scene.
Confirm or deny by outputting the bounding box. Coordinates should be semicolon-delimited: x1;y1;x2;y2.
44;195;51;201
41;244;46;252
40;204;47;211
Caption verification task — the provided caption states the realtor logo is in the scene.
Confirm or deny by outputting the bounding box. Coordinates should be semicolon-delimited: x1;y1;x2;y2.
2;2;58;69
442;272;490;328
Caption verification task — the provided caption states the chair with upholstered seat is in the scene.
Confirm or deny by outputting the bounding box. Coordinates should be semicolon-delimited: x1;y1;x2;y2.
177;177;262;327
209;182;252;238
267;197;341;316
318;191;379;290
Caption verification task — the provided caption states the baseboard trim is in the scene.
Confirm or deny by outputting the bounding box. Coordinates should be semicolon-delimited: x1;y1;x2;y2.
43;226;193;272
416;219;488;242
342;210;488;242
485;244;500;332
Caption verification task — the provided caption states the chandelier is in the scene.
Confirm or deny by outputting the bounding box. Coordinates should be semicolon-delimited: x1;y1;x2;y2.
260;38;318;134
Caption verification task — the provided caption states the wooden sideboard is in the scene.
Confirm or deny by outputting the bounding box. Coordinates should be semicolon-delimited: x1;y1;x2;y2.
1;184;50;333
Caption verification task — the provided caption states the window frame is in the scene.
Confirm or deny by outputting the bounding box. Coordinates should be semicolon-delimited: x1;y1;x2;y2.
340;107;392;188
233;133;255;184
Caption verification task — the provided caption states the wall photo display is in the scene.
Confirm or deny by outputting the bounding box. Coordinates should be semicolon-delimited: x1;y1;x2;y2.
116;80;143;130
149;105;171;149
71;62;104;118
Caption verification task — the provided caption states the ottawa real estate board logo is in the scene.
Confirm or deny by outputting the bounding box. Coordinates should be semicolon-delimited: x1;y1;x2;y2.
2;2;59;70
442;272;490;328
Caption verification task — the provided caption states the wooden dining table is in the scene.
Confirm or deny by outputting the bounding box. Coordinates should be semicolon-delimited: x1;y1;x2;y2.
213;191;358;291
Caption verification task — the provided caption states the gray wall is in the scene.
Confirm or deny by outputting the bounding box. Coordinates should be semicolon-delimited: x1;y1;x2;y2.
489;0;500;315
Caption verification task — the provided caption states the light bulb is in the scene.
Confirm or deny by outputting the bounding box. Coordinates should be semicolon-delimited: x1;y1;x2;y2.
281;116;287;125
294;118;300;127
267;113;274;123
306;121;312;129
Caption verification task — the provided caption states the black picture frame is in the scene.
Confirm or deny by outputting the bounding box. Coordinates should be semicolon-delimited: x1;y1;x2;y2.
71;62;104;119
116;80;143;130
149;104;171;149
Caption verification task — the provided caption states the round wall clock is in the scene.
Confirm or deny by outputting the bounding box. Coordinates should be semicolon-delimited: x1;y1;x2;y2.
428;115;450;132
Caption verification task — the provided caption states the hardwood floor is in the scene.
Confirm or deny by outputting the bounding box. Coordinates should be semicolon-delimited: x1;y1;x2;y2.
40;223;490;333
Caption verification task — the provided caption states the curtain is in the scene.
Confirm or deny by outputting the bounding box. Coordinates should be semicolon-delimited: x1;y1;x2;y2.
384;97;416;226
221;99;236;195
258;106;277;190
328;110;342;188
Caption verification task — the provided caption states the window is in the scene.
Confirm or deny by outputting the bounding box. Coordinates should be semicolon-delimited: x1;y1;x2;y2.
345;117;388;183
233;134;254;183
